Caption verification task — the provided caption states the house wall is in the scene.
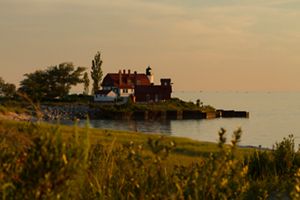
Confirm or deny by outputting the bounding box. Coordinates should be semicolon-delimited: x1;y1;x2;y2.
120;88;134;97
134;85;172;102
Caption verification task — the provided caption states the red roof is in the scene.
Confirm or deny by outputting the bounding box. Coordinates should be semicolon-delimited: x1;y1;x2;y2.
102;73;150;88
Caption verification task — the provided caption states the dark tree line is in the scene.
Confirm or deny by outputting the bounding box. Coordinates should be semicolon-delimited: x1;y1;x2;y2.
2;51;103;101
19;62;86;100
0;77;16;98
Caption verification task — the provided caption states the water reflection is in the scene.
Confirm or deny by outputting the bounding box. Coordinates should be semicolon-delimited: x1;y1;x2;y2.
74;119;172;135
55;92;300;148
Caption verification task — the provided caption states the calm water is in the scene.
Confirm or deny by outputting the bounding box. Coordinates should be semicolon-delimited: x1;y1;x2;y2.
73;92;300;148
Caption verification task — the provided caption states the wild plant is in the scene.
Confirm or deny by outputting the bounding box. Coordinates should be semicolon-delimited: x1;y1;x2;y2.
246;134;300;199
171;128;249;200
0;122;90;199
84;136;177;199
273;134;296;175
291;168;300;199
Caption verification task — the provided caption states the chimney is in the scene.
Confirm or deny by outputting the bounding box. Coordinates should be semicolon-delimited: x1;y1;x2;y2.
119;70;122;85
127;70;131;84
134;71;137;85
123;69;126;74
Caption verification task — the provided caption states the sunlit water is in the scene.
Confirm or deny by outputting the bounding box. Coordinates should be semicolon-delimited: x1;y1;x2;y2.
66;92;300;148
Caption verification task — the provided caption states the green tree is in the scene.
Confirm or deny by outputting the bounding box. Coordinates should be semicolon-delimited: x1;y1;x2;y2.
46;63;85;98
19;70;48;100
19;63;85;100
0;77;16;98
2;83;16;98
91;51;103;94
83;72;90;95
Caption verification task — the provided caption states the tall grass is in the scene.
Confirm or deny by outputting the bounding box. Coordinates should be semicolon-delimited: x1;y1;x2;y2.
1;121;300;199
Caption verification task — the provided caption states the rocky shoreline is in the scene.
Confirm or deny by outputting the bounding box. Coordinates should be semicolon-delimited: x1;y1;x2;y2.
39;104;249;121
0;104;249;121
41;105;90;120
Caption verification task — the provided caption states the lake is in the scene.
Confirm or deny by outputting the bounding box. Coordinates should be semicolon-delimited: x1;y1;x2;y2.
73;92;300;148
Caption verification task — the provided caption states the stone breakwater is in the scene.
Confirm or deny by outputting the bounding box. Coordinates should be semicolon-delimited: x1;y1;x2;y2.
40;105;249;121
41;105;90;120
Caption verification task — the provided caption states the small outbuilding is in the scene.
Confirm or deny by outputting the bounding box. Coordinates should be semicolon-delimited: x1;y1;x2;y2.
94;90;118;102
134;79;172;102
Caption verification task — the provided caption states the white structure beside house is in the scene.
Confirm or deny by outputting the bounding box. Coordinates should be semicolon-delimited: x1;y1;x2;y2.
100;86;134;98
94;90;118;102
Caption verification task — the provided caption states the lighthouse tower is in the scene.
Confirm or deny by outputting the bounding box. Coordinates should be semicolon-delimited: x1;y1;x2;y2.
146;66;154;85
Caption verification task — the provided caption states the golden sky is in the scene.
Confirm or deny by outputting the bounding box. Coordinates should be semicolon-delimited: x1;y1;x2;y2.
1;0;300;91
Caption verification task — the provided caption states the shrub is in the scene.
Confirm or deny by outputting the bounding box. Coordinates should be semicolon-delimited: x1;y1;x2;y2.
0;123;89;199
246;134;300;199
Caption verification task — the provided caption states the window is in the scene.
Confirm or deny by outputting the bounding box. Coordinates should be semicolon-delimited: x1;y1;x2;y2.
123;89;128;93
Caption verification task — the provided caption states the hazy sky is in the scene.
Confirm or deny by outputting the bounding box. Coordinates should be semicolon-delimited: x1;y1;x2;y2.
1;0;300;92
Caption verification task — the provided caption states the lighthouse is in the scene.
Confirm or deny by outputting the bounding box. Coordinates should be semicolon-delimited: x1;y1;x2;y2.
146;66;154;85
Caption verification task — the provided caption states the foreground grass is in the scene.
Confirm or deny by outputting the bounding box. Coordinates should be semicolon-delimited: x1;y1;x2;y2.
0;103;27;115
1;119;300;199
0;119;253;165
